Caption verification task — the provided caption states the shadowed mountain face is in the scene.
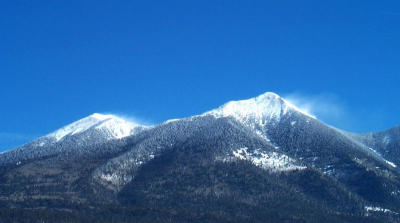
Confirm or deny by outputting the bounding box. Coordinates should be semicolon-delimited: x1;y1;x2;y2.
1;92;399;223
351;126;400;168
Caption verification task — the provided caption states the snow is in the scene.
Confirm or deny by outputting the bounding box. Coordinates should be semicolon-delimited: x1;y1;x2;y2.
392;190;400;196
203;92;315;133
365;206;399;215
231;147;306;172
100;173;119;183
367;147;379;154
95;153;156;191
339;130;399;169
385;160;397;168
46;113;104;141
95;116;141;139
45;113;142;142
90;113;114;120
163;118;180;124
383;135;391;145
367;148;397;168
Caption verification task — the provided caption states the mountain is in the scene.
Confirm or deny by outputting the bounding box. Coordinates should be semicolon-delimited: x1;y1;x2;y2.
1;92;400;223
348;126;400;168
0;113;147;165
44;113;144;142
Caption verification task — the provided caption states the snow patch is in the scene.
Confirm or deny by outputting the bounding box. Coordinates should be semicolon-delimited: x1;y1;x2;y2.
365;206;399;215
94;153;156;192
383;135;391;145
391;190;400;196
231;147;306;172
367;147;379;154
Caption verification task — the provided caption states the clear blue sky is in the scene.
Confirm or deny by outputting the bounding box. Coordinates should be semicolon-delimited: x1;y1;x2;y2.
1;1;400;151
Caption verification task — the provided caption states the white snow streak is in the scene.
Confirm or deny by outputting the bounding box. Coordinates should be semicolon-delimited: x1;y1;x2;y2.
385;160;397;168
365;206;399;215
367;147;397;168
232;147;306;172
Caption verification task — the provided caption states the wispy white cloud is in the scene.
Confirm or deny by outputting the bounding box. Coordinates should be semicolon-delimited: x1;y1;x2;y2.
101;111;155;126
283;92;347;126
282;92;398;133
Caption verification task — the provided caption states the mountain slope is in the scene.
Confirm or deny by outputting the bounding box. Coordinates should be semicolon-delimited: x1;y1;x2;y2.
349;126;400;168
0;92;400;222
203;93;396;173
45;113;142;142
0;113;147;165
201;92;400;209
0;116;373;222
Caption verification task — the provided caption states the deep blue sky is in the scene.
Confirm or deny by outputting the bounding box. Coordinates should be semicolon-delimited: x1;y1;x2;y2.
1;1;400;151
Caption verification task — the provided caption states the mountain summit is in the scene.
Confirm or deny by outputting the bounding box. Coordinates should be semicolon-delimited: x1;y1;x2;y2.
0;113;147;165
206;92;315;121
204;92;315;135
45;113;144;142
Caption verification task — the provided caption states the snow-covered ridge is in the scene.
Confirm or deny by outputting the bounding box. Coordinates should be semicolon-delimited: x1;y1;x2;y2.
202;92;315;132
204;92;315;121
46;113;144;141
0;113;148;165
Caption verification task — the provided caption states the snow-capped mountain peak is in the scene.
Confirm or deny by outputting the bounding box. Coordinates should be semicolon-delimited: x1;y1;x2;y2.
0;113;148;165
204;92;315;125
45;113;143;142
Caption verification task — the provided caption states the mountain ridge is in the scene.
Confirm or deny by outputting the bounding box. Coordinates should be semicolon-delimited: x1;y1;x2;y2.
1;91;400;222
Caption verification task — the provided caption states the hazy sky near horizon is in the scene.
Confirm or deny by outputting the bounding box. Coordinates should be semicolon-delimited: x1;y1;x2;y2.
1;1;400;151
